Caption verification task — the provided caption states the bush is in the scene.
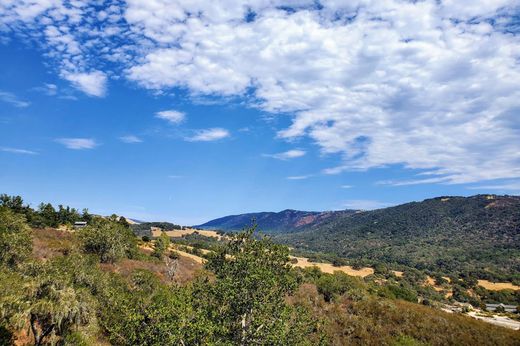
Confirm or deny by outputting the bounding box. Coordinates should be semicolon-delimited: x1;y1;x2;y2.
0;207;32;268
79;218;137;263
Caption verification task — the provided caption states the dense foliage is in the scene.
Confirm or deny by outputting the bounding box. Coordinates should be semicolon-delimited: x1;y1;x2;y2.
78;217;138;263
0;194;90;229
276;195;520;282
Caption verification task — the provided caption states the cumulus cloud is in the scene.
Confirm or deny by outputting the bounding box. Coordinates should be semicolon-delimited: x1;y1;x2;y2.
155;110;185;124
64;71;107;97
186;128;230;142
55;138;97;150
263;149;306;160
2;1;520;184
119;135;142;143
0;90;30;108
0;147;37;155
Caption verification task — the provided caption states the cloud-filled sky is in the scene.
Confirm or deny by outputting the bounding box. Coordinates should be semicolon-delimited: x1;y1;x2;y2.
0;0;519;224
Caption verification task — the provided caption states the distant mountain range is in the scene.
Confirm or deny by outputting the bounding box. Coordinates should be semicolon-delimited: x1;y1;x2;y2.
198;195;520;281
196;209;359;233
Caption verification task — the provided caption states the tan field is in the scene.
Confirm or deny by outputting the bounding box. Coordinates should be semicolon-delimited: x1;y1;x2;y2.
290;256;374;277
151;228;224;240
477;280;520;291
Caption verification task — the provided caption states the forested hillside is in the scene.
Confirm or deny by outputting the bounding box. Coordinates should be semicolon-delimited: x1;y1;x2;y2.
276;195;520;282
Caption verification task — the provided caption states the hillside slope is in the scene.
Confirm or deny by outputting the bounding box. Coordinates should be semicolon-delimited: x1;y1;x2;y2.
197;209;357;233
275;195;520;281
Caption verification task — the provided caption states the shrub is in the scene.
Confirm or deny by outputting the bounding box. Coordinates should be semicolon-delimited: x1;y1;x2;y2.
0;207;32;268
78;218;137;263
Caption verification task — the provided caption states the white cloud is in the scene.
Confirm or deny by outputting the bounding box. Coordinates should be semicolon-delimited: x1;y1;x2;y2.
0;147;37;155
186;128;230;142
286;175;311;180
342;200;393;210
340;185;353;189
33;83;58;96
468;181;520;191
64;71;107;97
119;135;143;143
155;110;185;124
55;138;98;150
2;1;520;184
263;149;306;160
167;175;183;179
0;91;30;108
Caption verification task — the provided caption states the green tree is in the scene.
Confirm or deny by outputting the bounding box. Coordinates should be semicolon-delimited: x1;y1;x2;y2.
78;218;137;263
0;207;32;268
203;227;317;345
0;260;94;346
0;194;25;214
152;231;170;258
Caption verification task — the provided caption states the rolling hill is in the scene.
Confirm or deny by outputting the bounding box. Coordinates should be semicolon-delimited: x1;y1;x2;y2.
200;195;520;281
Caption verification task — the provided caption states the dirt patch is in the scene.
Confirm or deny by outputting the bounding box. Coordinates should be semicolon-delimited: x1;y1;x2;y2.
392;270;404;277
32;228;75;260
477;280;520;291
103;247;203;284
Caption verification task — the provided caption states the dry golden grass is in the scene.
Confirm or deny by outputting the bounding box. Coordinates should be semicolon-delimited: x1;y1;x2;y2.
290;256;374;277
392;270;404;277
32;228;75;260
151;228;224;240
477;280;520;291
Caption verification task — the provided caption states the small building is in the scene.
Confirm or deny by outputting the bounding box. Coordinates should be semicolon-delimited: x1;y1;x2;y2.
74;221;87;229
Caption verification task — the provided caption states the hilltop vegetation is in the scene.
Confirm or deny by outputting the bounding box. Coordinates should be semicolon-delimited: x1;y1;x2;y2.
1;195;519;345
200;195;520;283
276;195;520;283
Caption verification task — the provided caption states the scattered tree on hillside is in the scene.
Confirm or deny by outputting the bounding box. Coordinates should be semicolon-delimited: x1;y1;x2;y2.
152;231;170;259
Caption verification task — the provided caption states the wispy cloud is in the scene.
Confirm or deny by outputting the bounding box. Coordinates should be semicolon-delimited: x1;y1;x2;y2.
119;135;143;143
33;83;58;96
0;147;37;155
155;110;185;124
467;182;520;191
55;138;98;150
286;175;311;180
167;175;183;179
0;91;30;108
376;177;451;186
340;185;353;189
186;128;230;142
263;149;306;160
342;200;393;210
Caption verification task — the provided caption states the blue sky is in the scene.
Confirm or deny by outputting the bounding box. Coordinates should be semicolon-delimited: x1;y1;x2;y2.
1;1;519;224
